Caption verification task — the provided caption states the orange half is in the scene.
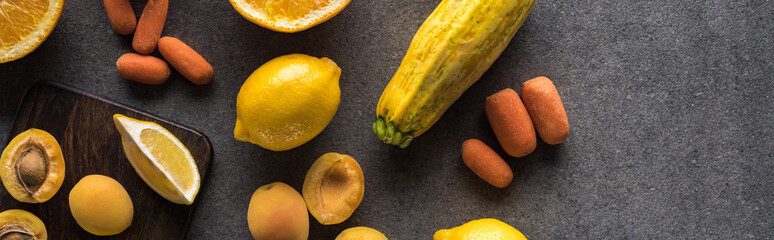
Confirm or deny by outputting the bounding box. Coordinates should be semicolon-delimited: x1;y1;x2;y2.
0;0;64;63
229;0;350;33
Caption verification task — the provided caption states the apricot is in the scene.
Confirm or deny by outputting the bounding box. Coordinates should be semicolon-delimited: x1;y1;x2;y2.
0;209;47;240
302;153;364;225
336;227;388;240
0;129;65;203
69;175;133;236
247;182;309;240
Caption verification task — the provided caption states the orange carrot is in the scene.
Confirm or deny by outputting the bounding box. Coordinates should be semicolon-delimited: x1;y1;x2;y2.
461;139;513;188
133;0;168;54
522;76;569;145
103;0;136;35
158;37;214;85
116;53;170;85
485;88;537;157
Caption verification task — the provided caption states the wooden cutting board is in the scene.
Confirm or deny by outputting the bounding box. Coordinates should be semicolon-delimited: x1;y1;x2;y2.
0;81;212;239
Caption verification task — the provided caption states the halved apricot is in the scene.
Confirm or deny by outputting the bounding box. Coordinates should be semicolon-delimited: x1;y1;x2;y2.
0;129;65;203
302;152;364;225
0;209;47;240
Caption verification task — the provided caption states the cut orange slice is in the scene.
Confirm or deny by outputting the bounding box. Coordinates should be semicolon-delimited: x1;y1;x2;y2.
113;114;201;205
0;0;64;63
229;0;350;33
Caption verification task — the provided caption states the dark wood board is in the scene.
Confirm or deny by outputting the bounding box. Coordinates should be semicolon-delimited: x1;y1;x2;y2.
0;81;212;239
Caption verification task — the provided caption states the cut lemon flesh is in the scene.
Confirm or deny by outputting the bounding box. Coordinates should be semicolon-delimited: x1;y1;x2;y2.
0;0;64;63
113;114;200;205
229;0;350;33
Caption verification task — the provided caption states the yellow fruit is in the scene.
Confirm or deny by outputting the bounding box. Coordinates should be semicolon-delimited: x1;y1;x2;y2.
433;218;527;240
113;114;201;205
0;0;64;63
0;128;65;203
336;226;388;240
69;175;133;236
0;209;47;239
229;0;350;33
302;152;364;225
234;53;341;151
247;182;309;240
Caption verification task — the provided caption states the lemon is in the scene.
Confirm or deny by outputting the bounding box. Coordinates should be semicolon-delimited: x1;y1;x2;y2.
113;114;201;205
434;218;528;240
0;0;64;63
235;53;341;151
229;0;350;33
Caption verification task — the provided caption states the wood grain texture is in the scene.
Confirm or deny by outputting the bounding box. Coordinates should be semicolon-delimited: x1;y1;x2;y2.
0;81;212;239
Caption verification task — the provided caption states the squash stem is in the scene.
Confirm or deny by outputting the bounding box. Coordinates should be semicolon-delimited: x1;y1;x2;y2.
372;117;414;148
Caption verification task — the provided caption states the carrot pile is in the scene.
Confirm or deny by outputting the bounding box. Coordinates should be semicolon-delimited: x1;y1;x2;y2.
103;0;213;85
462;76;569;188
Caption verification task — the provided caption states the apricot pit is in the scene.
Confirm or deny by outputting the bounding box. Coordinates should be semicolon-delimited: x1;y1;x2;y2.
0;129;65;203
0;209;47;240
302;152;364;225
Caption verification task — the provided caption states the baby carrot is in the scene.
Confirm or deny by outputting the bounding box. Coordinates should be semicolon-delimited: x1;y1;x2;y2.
103;0;136;35
462;139;513;188
116;53;170;85
521;76;569;145
133;0;168;54
485;88;537;157
158;37;214;85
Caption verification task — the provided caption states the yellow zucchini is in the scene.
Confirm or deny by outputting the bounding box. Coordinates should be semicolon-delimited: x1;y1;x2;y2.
373;0;536;148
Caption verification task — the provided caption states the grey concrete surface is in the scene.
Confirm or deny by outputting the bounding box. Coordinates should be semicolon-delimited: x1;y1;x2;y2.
1;0;773;239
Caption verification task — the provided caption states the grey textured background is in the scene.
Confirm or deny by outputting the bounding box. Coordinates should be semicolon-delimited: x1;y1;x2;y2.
1;0;773;239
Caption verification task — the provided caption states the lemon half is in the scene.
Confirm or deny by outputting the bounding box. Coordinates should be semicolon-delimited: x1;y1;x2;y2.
113;114;200;205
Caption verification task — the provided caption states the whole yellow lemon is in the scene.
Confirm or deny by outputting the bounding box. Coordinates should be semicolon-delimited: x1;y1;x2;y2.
433;218;527;240
235;54;341;151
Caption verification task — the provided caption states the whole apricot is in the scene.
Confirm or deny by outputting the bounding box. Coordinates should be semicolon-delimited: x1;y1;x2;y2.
336;226;388;240
302;152;364;225
0;209;47;240
247;182;309;240
69;175;133;236
0;129;65;203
